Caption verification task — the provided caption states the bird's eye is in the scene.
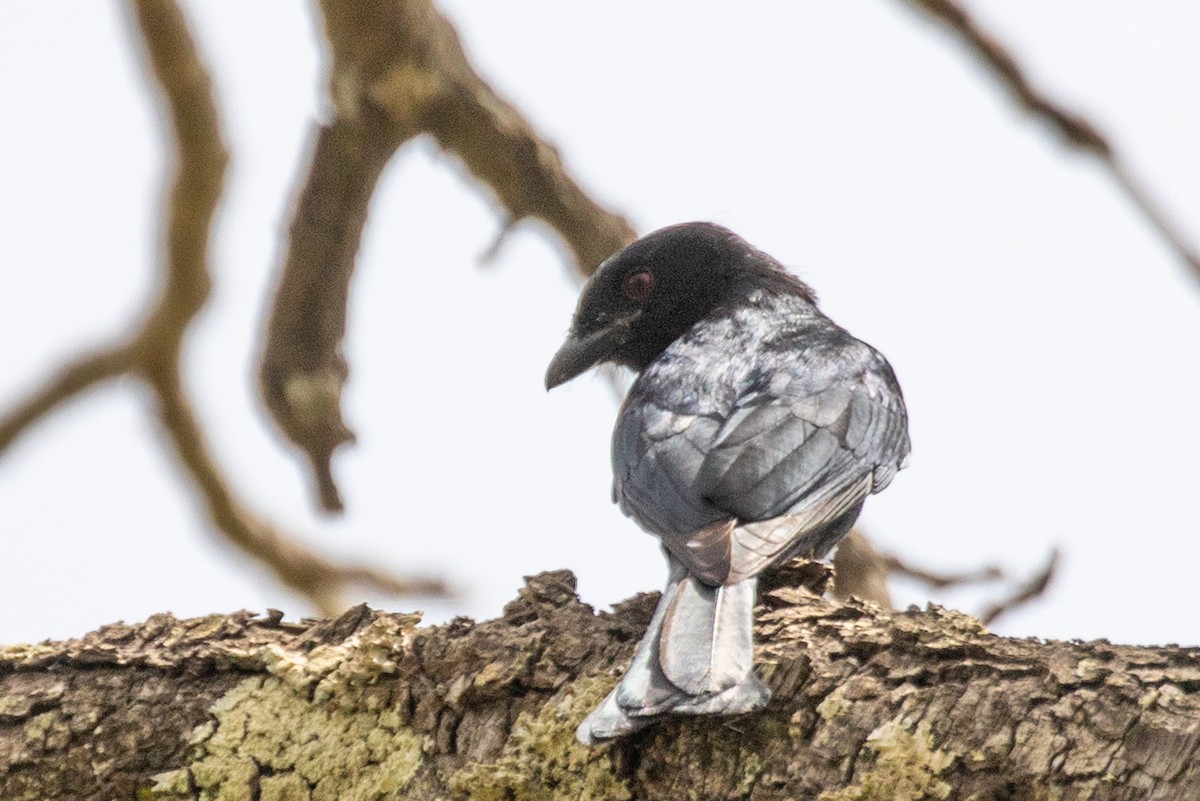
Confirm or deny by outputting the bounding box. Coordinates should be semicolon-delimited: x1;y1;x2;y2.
623;271;654;302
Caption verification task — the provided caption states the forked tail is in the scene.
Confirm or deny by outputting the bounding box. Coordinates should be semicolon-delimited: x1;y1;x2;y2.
577;557;770;744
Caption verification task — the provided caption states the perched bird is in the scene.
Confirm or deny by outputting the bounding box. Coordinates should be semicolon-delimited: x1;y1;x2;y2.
546;222;910;744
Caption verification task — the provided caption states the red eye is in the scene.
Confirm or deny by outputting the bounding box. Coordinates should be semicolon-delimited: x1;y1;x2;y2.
623;270;654;302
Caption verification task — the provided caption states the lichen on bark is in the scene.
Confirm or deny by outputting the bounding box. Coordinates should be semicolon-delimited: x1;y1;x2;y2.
449;674;631;801
150;676;425;801
5;569;1200;800
818;718;954;801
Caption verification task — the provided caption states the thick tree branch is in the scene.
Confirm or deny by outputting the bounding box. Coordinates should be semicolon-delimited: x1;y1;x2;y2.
899;0;1200;282
260;0;636;512
2;569;1198;800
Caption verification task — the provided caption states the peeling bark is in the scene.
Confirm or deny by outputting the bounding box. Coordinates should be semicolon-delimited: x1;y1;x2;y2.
2;570;1199;800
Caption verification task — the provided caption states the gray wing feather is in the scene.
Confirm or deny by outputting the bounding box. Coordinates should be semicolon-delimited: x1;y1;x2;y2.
726;473;871;582
615;403;726;536
616;337;909;587
701;383;873;522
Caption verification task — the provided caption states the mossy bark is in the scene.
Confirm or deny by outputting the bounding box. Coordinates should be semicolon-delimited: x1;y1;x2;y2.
2;570;1199;800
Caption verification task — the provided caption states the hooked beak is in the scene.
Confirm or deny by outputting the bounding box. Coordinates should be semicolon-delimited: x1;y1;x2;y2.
545;320;631;390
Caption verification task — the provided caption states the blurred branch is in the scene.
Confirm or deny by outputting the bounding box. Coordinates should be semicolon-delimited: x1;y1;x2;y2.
0;0;447;616
0;347;134;452
131;0;445;612
883;552;1003;589
900;0;1200;282
260;0;636;512
830;529;893;607
979;547;1059;626
832;529;1058;626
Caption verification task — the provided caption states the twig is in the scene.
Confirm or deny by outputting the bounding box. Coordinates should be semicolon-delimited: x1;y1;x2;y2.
838;530;1057;625
831;529;1003;605
478;215;519;266
979;548;1059;626
260;0;636;512
901;0;1200;282
883;553;1003;590
0;347;134;452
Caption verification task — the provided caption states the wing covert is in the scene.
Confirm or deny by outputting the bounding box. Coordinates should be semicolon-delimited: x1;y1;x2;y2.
614;325;909;587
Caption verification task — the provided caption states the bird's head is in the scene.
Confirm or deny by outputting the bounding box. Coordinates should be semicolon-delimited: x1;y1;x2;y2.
546;222;813;389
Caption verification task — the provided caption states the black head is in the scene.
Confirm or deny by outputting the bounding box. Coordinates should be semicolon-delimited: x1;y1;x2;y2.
546;222;814;389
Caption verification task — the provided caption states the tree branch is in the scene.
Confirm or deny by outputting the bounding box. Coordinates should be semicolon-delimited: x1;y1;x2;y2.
2;569;1197;800
979;547;1060;626
260;0;636;512
830;530;1058;627
0;0;447;616
899;0;1200;282
0;346;135;452
131;0;446;612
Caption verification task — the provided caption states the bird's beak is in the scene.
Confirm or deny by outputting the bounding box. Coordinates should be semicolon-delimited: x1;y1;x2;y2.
545;321;630;390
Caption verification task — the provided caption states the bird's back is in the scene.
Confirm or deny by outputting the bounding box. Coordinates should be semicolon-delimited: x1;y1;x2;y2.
613;291;909;574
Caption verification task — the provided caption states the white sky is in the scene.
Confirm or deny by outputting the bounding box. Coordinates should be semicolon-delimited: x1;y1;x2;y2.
1;2;1198;648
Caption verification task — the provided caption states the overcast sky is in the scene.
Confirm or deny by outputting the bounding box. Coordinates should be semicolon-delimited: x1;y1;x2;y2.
2;2;1198;648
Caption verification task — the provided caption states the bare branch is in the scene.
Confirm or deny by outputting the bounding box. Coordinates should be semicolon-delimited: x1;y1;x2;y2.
980;547;1059;626
151;366;448;614
0;346;134;453
835;530;1056;626
259;118;401;513
883;553;1004;590
260;0;636;512
132;0;447;613
2;0;448;616
901;0;1200;282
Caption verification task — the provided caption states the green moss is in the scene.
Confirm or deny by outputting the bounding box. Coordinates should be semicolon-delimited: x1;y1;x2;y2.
449;674;632;801
148;676;425;801
819;719;955;801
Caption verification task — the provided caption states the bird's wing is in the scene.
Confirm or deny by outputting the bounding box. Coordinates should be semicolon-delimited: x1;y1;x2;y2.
661;355;908;585
614;402;726;538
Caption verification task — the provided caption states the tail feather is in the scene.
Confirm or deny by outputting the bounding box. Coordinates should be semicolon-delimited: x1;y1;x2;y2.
576;558;770;745
659;575;756;694
612;560;687;714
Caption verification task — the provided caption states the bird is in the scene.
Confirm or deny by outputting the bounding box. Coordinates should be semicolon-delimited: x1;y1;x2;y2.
545;222;910;745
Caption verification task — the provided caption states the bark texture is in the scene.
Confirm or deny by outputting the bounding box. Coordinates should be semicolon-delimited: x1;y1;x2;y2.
2;570;1199;801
